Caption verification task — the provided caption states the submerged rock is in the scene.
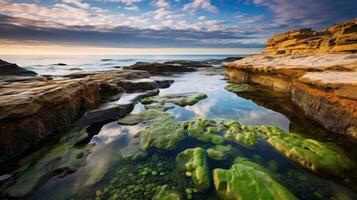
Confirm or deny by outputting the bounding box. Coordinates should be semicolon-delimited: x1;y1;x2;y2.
118;108;168;125
213;157;297;200
266;132;356;177
153;185;181;200
186;118;225;144
141;92;207;107
206;144;235;160
224;121;266;145
224;83;251;93
139;115;185;150
176;147;210;191
119;142;147;161
5;127;94;197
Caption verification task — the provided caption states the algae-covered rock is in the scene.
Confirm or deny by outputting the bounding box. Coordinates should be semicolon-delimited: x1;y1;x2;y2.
213;157;297;200
141;92;207;107
6;127;94;197
118;108;168;125
176;147;210;191
206;145;235;160
119;142;147;160
224;121;266;145
224;83;251;93
186;118;225;144
153;185;181;200
139;115;185;150
267;133;355;176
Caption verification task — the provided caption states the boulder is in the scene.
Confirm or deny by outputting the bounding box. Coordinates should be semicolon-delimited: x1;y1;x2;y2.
213;157;297;200
176;147;210;191
186;118;225;144
141;92;207;108
206;144;235;160
266;132;356;177
139;114;185;150
224;83;252;93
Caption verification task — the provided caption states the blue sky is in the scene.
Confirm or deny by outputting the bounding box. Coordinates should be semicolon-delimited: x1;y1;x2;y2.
0;0;356;54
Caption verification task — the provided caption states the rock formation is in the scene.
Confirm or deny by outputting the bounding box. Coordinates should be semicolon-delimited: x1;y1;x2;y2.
264;19;357;54
0;63;170;162
0;59;37;76
225;19;357;140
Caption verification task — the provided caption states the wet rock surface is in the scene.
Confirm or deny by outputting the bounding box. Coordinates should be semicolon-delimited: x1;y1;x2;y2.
213;157;297;200
225;19;357;140
0;63;169;162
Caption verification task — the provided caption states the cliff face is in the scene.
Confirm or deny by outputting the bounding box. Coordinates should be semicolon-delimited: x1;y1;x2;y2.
225;19;357;140
264;19;357;54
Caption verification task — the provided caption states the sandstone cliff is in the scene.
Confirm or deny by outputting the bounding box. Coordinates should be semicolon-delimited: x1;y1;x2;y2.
264;19;357;54
225;19;357;140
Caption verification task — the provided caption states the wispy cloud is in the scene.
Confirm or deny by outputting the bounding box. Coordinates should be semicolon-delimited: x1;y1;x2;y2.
183;0;217;13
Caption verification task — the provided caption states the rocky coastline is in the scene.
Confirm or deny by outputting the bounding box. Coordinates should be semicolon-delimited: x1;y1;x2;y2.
225;19;357;140
0;58;237;162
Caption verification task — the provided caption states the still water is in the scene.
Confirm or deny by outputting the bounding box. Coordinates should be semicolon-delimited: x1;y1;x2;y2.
0;56;356;200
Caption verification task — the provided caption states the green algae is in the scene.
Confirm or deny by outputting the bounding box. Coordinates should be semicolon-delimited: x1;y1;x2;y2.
153;185;181;200
140;92;207;107
267;132;355;176
85;154;208;200
117;108;168;125
186;118;225;144
213;157;297;200
176;147;210;192
206;144;236;160
119;143;147;161
224;83;251;93
139;115;185;150
6;126;94;197
224;121;266;145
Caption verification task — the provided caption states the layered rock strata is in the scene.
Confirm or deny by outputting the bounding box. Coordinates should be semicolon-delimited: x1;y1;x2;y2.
225;20;357;140
0;69;161;161
264;19;357;54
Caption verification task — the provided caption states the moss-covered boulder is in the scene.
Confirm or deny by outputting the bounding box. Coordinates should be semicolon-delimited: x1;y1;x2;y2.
186;118;225;144
117;108;168;125
176;147;210;191
139;115;185;150
224;83;251;93
213;158;297;200
206;145;236;160
224;121;266;145
153;185;181;200
141;92;207;107
267;132;355;176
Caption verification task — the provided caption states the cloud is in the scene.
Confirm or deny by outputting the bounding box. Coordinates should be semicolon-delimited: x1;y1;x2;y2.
154;0;170;8
124;5;139;10
62;0;90;9
183;0;217;13
238;15;264;23
0;14;264;49
103;0;143;5
250;0;357;28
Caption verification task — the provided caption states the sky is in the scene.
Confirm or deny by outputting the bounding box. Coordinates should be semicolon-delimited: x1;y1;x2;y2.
0;0;356;55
